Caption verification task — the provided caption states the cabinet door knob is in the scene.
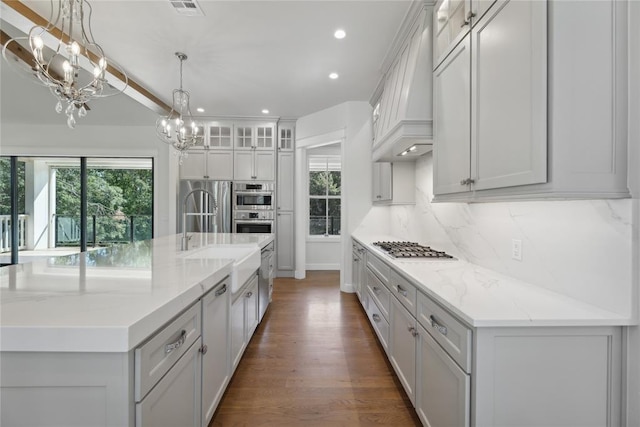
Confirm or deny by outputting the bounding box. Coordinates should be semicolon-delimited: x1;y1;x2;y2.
199;344;208;355
246;291;253;298
372;313;381;322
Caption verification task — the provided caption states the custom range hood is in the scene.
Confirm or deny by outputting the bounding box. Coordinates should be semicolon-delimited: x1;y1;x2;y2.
372;4;433;162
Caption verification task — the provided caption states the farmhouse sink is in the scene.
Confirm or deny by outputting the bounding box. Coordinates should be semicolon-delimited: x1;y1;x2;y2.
181;244;260;293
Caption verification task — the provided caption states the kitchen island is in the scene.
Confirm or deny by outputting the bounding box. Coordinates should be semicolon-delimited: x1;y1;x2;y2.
352;232;633;427
0;233;273;427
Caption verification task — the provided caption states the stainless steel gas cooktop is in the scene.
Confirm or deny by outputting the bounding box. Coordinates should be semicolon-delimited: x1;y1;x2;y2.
373;241;454;259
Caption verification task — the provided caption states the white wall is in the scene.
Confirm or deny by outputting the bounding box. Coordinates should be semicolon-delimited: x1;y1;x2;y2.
0;123;177;238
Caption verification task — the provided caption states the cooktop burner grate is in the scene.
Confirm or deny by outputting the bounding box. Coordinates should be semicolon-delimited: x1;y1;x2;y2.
373;241;454;259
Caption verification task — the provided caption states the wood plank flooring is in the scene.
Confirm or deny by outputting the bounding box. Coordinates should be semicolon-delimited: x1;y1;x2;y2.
210;270;421;426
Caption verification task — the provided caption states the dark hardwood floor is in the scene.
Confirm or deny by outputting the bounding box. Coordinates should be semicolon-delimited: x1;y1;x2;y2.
210;270;421;426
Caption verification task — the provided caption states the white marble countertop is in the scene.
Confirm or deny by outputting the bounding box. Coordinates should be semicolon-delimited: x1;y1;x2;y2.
353;233;634;327
0;233;274;353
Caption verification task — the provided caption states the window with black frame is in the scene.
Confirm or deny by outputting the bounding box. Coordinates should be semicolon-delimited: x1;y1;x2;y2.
308;156;341;237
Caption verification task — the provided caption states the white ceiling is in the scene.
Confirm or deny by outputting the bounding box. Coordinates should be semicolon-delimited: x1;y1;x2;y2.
1;0;415;127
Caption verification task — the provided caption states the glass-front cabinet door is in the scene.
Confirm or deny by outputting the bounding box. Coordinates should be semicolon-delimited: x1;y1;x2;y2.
207;122;233;149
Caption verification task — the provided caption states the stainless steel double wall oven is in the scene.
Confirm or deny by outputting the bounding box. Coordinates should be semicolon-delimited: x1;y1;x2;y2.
233;182;275;234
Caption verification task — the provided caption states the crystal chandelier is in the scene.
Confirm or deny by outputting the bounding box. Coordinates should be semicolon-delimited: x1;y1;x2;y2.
1;0;128;129
156;52;203;162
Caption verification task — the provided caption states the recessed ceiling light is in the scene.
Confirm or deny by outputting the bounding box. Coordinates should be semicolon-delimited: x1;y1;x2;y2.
329;72;339;80
334;29;346;39
262;109;269;114
196;107;204;113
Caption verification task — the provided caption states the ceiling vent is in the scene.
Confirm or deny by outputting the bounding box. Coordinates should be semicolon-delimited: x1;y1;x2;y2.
169;0;204;17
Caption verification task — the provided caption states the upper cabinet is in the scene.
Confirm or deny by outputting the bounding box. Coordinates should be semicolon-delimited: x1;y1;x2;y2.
207;122;234;150
433;0;630;201
278;124;295;151
372;4;434;162
233;121;276;181
235;123;275;151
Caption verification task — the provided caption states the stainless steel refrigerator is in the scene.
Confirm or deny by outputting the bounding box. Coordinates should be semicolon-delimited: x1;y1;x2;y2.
178;180;232;233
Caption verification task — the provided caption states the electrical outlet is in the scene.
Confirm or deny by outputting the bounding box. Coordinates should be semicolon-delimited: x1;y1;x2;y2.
512;239;522;261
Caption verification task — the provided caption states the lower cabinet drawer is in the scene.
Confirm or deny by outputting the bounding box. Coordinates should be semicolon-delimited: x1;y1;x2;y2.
389;269;417;316
136;338;202;427
135;302;202;401
366;289;390;352
417;292;472;373
366;269;390;320
366;252;390;284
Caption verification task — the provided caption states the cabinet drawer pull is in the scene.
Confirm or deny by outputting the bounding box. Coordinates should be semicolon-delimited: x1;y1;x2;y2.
372;286;381;294
353;257;359;262
246;291;253;298
165;330;187;354
215;284;227;296
372;313;381;322
430;315;448;336
396;284;408;297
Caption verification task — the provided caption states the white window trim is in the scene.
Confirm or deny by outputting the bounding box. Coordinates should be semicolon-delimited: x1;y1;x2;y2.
307;155;341;238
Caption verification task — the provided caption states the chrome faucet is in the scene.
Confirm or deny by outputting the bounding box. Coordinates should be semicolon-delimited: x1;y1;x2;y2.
182;188;217;251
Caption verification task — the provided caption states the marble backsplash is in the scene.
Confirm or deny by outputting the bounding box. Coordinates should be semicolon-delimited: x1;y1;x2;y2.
359;153;633;316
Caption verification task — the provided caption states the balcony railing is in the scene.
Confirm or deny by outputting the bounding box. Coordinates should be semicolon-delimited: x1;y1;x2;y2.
0;215;28;253
55;215;152;247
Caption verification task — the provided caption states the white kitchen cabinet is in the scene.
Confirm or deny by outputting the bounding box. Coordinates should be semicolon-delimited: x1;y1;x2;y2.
434;0;629;201
434;0;470;68
434;0;547;196
201;280;229;427
230;273;259;373
276;211;294;273
388;295;417;405
234;150;275;181
357;241;623;427
207;122;234;149
433;37;471;195
278;123;295;151
276;133;295;277
277;151;294;211
180;150;234;181
372;162;392;202
230;284;246;372
352;241;366;305
372;162;415;205
415;324;470;427
235;123;275;150
434;0;497;68
245;276;259;339
136;339;202;427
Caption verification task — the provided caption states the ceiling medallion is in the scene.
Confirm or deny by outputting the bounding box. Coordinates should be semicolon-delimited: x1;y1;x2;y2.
2;0;128;128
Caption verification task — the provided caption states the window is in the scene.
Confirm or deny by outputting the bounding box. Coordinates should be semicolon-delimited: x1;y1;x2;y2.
308;156;341;236
1;156;153;266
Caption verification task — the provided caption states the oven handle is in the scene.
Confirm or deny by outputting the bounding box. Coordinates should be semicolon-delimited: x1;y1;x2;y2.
235;220;274;225
234;191;273;196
